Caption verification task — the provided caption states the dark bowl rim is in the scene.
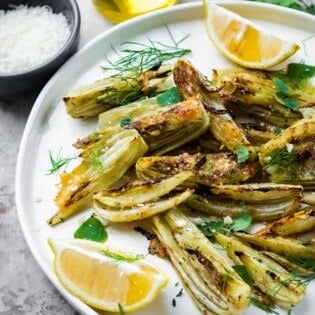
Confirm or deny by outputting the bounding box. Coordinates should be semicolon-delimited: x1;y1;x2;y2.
0;0;81;79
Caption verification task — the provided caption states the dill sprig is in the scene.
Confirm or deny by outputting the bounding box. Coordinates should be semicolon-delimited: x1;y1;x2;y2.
85;137;107;173
102;26;191;76
284;256;315;285
46;149;77;175
250;297;280;315
118;303;125;315
266;147;298;179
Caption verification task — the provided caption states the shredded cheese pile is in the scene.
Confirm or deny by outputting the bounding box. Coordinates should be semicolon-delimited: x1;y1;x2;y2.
0;5;71;73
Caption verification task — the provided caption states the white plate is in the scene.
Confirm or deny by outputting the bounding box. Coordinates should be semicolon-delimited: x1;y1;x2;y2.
16;1;315;314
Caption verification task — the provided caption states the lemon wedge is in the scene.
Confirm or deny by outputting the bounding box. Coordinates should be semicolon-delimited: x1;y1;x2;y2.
203;0;300;69
48;238;168;312
113;0;175;15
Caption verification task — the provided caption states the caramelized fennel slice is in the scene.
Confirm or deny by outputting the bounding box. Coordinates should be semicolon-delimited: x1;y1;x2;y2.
49;129;148;225
136;153;258;185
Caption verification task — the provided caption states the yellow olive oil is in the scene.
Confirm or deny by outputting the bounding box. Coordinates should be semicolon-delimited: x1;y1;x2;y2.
92;0;177;23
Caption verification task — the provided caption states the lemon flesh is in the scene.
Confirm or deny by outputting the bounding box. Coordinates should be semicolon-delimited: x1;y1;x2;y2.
203;0;300;69
49;238;168;312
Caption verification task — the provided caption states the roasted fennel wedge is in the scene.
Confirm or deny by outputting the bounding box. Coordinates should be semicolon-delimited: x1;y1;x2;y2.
98;96;163;130
186;193;300;222
173;59;256;160
235;232;315;259
212;67;306;128
49;129;148;225
130;96;209;155
256;206;315;236
64;64;172;119
153;209;251;314
209;183;303;203
259;116;315;185
94;172;193;222
213;232;306;309
136;153;258;185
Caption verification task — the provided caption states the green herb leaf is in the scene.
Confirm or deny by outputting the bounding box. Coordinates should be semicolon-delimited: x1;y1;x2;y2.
236;144;249;163
287;63;315;83
231;212;252;232
46;149;76;175
250;297;279;315
273;77;289;94
266;147;297;179
74;216;108;242
120;117;131;127
233;265;254;286
157;87;182;106
273;77;298;110
118;303;125;315
198;220;224;241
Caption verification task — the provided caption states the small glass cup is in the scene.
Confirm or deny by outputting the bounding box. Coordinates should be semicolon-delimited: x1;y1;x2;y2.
92;0;177;23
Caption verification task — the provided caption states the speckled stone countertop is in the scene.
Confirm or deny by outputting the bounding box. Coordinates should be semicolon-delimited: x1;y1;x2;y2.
0;1;195;314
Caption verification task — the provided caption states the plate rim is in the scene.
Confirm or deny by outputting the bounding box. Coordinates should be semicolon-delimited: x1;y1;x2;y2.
15;1;315;314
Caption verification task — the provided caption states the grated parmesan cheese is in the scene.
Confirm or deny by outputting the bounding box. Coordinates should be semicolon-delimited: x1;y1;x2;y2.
0;5;71;73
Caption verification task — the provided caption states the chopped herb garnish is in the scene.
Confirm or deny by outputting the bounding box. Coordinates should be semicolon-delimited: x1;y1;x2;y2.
232;265;254;286
272;126;282;135
102;250;145;263
236;144;249;163
266;147;298;179
176;288;184;297
156;87;182;106
231;211;252;232
201;161;213;176
74;216;108;242
175;281;179;287
46;149;76;175
250;297;279;315
198;220;224;241
286;63;315;88
198;212;252;240
273;77;298;110
118;303;125;315
172;298;176;307
102;26;190;76
120;117;131;127
86;137;107;172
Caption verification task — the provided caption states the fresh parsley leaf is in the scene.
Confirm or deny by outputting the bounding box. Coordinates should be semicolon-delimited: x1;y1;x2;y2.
120;117;131;127
236;144;249;163
46;149;76;175
273;77;298;110
157;87;182;106
233;265;254;286
198;220;225;241
118;303;125;315
231;212;252;231
273;77;289;94
74;216;108;242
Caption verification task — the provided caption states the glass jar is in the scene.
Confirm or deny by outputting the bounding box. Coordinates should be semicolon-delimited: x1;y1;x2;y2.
92;0;177;23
